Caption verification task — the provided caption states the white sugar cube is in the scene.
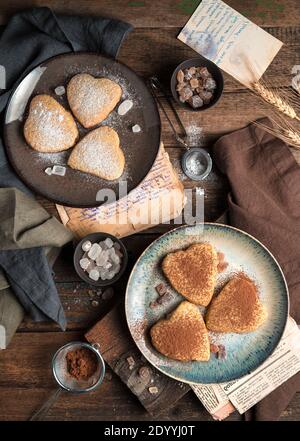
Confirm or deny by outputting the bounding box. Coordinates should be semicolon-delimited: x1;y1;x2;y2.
132;124;141;133
54;85;66;96
52;165;66;176
106;271;115;280
104;237;114;248
99;269;109;280
113;264;121;275
96;250;109;267
99;240;108;251
89;268;100;281
110;252;120;265
118;99;133;116
79;258;90;270
82;240;92;252
45;167;52;176
87;260;96;273
88;243;101;260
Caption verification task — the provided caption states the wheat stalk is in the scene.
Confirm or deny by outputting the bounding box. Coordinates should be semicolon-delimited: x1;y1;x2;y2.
254;120;300;149
252;81;300;121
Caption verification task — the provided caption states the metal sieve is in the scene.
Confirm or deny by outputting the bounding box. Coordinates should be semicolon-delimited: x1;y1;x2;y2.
29;341;105;421
148;76;212;181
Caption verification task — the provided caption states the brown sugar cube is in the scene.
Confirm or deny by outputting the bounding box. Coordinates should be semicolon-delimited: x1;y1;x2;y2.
188;66;196;75
183;69;193;80
155;282;167;296
199;67;210;78
176;81;187;92
177;69;185;83
188;95;204;108
179;86;193;101
190;78;199;89
198;90;213;104
210;344;219;354
204;77;217;90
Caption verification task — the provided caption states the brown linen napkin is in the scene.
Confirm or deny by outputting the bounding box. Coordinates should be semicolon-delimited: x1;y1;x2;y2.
213;119;300;421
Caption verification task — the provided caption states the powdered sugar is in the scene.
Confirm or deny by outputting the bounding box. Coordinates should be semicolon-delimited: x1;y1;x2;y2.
186;124;204;147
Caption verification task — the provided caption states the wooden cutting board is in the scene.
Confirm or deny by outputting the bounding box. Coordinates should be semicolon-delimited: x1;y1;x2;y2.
85;302;190;416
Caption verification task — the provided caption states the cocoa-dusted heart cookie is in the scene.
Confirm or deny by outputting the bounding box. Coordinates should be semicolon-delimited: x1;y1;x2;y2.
206;275;267;333
67;126;125;181
162;243;218;306
150;301;210;362
67;73;122;128
24;95;79;153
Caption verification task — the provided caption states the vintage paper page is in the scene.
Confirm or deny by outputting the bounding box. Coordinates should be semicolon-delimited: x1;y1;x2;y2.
220;318;300;414
191;383;235;420
178;0;283;87
56;144;185;238
192;318;300;419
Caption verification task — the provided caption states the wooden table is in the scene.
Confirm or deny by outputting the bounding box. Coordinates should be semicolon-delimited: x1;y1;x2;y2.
0;0;300;421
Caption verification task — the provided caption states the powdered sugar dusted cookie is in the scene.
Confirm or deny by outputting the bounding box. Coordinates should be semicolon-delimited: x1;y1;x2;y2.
24;95;79;153
67;74;122;128
67;126;125;180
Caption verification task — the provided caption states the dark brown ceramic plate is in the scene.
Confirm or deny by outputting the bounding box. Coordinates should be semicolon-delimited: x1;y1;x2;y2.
4;53;161;207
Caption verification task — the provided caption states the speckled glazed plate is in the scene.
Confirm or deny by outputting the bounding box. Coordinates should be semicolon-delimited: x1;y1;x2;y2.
125;223;289;384
4;52;161;207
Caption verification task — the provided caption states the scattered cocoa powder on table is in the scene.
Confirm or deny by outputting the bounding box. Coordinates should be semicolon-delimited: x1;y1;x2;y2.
66;347;98;381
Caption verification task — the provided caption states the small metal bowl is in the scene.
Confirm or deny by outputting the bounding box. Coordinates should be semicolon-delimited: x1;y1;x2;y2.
74;232;128;287
182;148;212;181
171;56;224;111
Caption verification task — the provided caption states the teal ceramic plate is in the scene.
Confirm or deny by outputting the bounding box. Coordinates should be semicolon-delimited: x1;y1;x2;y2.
125;224;289;384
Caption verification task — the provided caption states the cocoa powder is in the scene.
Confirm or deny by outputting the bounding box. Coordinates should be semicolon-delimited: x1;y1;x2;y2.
66;347;98;381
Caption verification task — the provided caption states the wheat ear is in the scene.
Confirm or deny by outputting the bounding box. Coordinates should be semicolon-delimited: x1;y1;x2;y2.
254;121;300;149
252;82;300;121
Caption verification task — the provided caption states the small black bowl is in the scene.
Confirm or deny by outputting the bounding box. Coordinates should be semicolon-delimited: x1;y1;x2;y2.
74;232;128;287
171;56;224;111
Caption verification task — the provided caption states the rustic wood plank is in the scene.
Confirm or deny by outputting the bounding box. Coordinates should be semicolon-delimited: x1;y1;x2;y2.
0;0;299;28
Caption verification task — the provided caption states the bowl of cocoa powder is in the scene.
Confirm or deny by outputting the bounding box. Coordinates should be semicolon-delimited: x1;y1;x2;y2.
171;57;223;111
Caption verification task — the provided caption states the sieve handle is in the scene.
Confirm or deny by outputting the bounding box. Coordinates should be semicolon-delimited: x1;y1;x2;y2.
29;387;62;421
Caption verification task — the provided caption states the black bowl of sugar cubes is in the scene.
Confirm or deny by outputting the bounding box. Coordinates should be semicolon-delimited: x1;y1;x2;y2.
74;232;128;287
171;56;223;111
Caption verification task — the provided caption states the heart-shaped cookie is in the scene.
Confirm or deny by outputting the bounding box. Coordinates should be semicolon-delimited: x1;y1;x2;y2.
150;301;210;361
67;126;125;180
206;275;267;333
24;95;79;153
67;73;122;128
162;243;218;306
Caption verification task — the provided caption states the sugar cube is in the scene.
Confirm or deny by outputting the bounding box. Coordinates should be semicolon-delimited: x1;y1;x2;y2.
79;258;90;270
89;268;100;281
82;240;92;252
132;124;141;133
118;99;133;116
54;86;66;96
51;165;66;176
104;237;114;248
45;167;52;176
88;243;101;260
